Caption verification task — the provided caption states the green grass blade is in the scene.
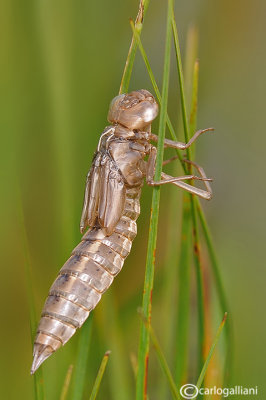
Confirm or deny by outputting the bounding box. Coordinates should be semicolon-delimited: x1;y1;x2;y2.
190;182;205;373
194;313;227;397
119;0;150;94
138;310;181;400
184;25;199;119
129;20;183;166
171;9;205;374
175;30;199;387
171;15;232;383
89;351;111;400
17;186;45;400
189;60;199;160
196;205;233;384
136;1;174;398
127;0;231;393
71;315;93;400
188;58;206;377
100;292;132;400
60;365;73;400
188;38;232;384
189;60;199;137
133;15;231;383
175;194;191;386
181;25;232;386
171;13;189;144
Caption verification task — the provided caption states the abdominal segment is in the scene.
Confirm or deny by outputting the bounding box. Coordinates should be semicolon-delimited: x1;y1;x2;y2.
32;187;141;365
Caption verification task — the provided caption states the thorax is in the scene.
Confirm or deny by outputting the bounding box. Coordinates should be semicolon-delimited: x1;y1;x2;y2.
100;124;151;187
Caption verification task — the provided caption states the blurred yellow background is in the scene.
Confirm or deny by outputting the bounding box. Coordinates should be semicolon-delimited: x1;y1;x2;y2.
1;0;266;398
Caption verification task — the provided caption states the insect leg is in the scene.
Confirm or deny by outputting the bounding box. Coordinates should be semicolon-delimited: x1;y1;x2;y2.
181;158;213;198
163;175;212;199
150;127;214;150
162;155;180;166
146;147;212;200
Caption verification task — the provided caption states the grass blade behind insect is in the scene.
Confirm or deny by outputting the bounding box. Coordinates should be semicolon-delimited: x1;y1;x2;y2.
184;25;199;134
196;206;233;385
60;365;73;400
189;59;199;137
153;331;180;400
132;11;231;385
194;313;227;397
175;28;199;387
185;26;232;385
136;1;174;398
131;12;232;387
171;9;205;375
99;291;132;400
138;310;181;400
17;186;45;400
89;351;111;400
129;20;183;166
119;0;150;94
174;193;192;387
71;315;93;400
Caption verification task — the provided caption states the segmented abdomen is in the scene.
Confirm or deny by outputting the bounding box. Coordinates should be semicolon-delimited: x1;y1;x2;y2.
34;187;141;354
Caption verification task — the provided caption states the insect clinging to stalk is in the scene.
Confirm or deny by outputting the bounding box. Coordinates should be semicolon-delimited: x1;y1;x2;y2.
31;89;213;374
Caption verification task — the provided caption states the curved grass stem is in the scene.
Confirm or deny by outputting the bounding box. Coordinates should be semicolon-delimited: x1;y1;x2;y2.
119;0;150;95
129;20;184;166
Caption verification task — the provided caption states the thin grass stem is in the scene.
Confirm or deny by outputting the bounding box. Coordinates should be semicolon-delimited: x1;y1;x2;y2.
119;0;150;94
89;351;111;400
101;292;131;400
194;313;227;398
60;365;73;400
171;15;189;145
17;185;45;400
184;25;199;121
175;194;191;386
189;60;199;161
132;17;231;385
197;206;232;384
129;20;183;166
190;201;205;372
138;310;181;400
136;1;174;398
71;315;93;400
171;9;205;374
175;31;199;387
189;60;199;136
132;12;231;383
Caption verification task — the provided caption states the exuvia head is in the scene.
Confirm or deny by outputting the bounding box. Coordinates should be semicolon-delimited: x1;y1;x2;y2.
108;89;159;130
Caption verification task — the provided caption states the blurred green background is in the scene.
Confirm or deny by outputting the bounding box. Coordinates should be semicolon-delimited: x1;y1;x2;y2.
1;0;266;399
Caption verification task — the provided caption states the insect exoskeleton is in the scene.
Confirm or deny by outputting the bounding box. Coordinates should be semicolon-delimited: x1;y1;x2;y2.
31;90;159;374
31;89;212;374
